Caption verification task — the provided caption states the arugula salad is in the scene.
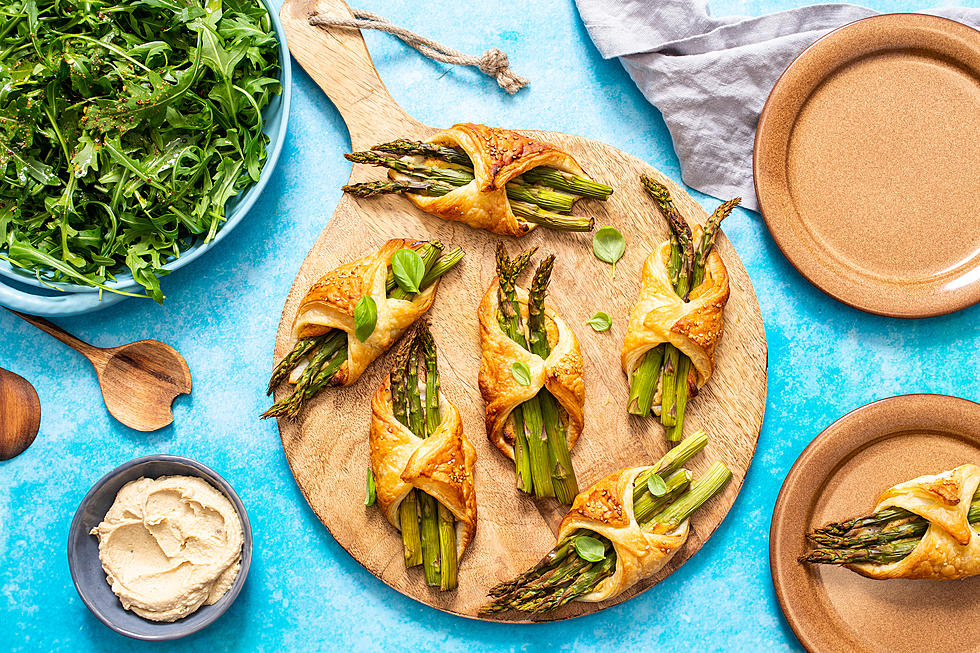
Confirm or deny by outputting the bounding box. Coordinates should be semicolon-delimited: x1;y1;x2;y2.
0;0;280;301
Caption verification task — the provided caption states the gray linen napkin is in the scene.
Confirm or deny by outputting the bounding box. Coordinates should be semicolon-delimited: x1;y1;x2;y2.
574;0;980;211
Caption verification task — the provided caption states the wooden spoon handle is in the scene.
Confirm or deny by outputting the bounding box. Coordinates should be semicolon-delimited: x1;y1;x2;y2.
8;310;108;367
280;0;423;150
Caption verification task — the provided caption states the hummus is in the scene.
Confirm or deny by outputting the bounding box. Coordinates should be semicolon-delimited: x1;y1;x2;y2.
91;475;244;622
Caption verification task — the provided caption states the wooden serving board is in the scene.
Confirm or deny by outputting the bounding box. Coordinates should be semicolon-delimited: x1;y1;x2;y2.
275;0;768;621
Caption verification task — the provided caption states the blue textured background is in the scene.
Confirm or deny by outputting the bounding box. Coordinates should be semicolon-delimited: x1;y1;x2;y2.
3;0;980;650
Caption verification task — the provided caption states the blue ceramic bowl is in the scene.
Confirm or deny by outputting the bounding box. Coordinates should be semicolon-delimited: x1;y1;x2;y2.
0;0;292;317
67;456;252;640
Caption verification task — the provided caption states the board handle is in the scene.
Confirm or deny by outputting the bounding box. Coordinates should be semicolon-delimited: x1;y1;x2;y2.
280;0;423;149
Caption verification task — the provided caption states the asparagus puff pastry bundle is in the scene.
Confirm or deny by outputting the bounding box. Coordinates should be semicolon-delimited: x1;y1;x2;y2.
484;431;732;614
800;464;980;580
478;244;584;503
264;239;464;418
368;324;476;591
343;124;613;236
623;176;740;441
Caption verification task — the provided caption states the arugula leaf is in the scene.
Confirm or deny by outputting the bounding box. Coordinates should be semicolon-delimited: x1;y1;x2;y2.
193;21;245;118
71;135;99;178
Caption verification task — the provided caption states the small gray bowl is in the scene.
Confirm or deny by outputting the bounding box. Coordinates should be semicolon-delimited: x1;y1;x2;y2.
67;455;252;640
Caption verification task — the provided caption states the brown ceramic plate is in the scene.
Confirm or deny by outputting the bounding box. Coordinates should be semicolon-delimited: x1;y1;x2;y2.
770;394;980;653
755;14;980;318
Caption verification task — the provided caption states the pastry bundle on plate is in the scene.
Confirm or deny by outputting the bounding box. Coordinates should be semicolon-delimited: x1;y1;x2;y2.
800;464;980;580
367;323;477;591
478;244;584;503
264;238;463;418
342;123;613;236
623;176;740;442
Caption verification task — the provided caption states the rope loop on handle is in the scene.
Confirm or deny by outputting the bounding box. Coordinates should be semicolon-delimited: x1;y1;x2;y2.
309;8;529;94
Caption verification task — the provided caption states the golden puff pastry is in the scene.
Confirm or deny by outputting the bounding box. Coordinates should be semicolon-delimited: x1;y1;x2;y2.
849;465;980;580
622;229;730;392
289;239;439;386
369;376;478;560
477;280;584;460
557;466;689;602
393;123;592;237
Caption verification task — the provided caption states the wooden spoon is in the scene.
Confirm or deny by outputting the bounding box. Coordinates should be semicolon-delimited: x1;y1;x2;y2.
9;310;192;431
0;368;41;460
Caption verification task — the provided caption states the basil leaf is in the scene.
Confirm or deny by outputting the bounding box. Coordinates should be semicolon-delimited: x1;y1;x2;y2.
587;311;612;332
647;473;668;497
592;226;626;274
354;295;378;342
391;248;425;295
574;535;606;562
512;361;532;386
364;468;376;506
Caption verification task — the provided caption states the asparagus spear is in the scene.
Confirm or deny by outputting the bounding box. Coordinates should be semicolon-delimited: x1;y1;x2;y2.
495;245;554;498
660;348;680;430
647;462;731;533
260;332;346;419
665;194;736;436
633;469;693;520
494;246;534;492
527;255;579;503
664;357;691;442
520;167;613;201
510;201;594;232
420;247;465;290
421;326;459;591
641;175;694;299
342;180;441;198
627;344;664;417
263;244;464;418
373;139;474;166
344;179;456;199
800;489;980;566
399;492;423;568
371;139;613;200
346;151;585;217
267;333;329;394
812;506;919;537
344;180;593;232
801;539;922;565
390;340;423;567
692;197;740;287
